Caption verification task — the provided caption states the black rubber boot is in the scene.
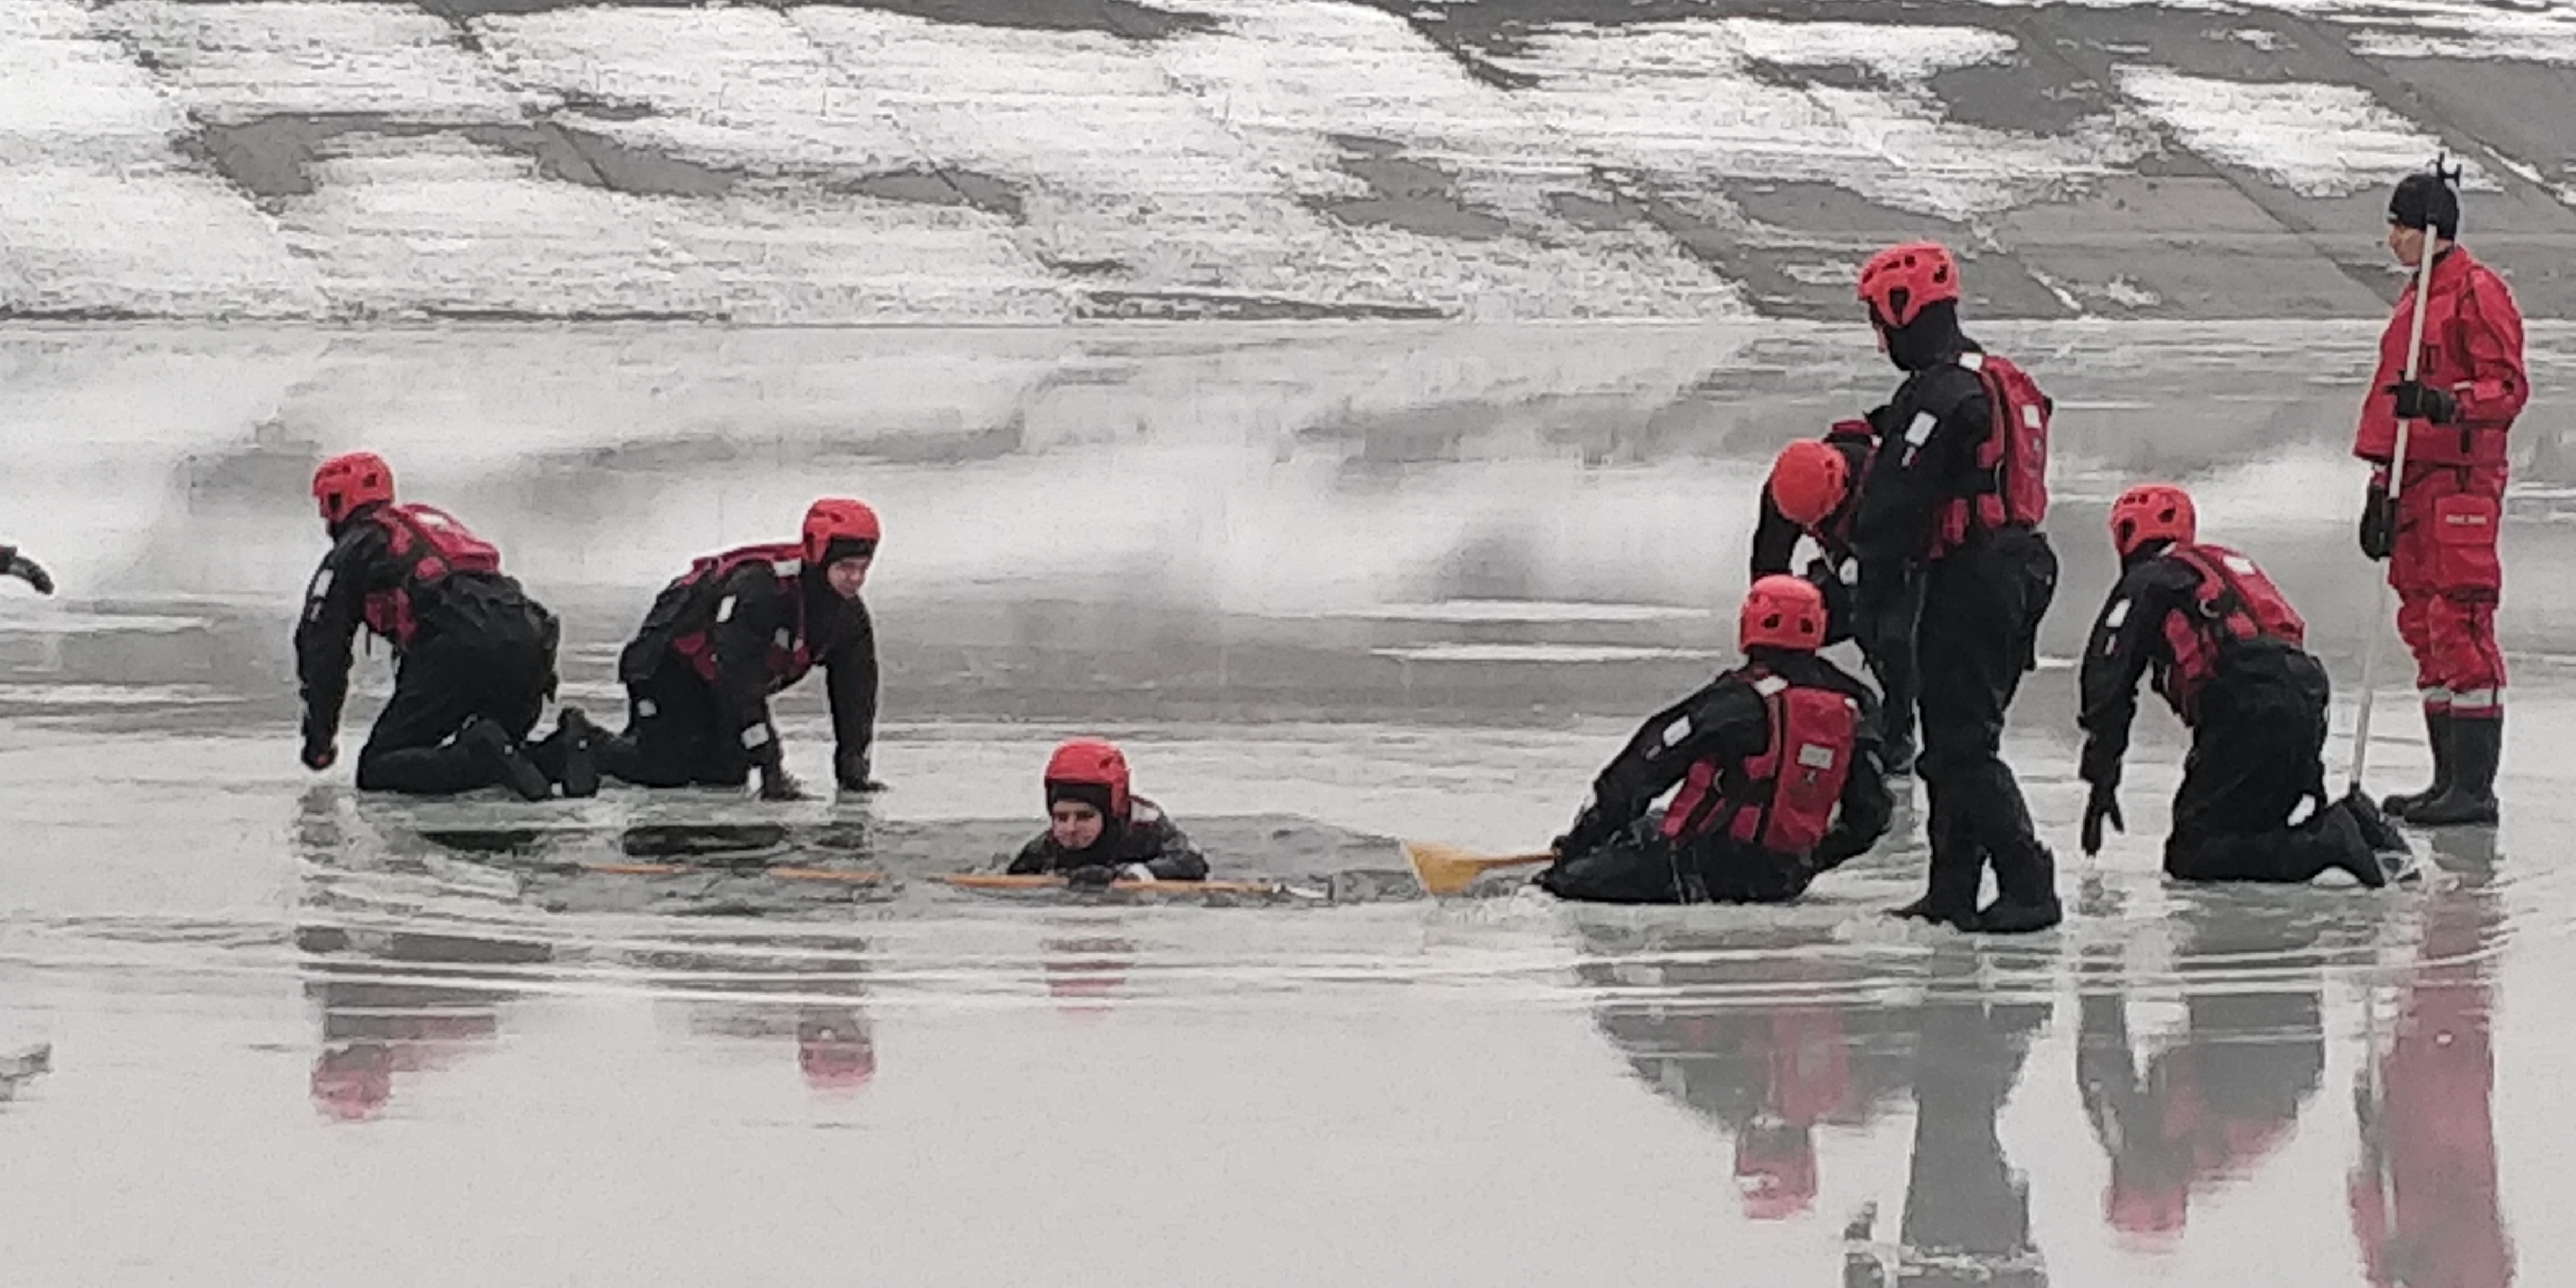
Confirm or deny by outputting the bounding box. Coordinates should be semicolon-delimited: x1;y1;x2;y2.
2407;713;2501;826
2310;799;2389;888
2381;707;2454;820
554;707;600;799
1969;845;2063;934
461;716;552;802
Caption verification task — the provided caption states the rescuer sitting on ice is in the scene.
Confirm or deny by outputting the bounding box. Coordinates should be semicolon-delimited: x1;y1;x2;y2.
2078;484;2412;887
1536;575;1893;905
296;452;579;801
1007;738;1208;886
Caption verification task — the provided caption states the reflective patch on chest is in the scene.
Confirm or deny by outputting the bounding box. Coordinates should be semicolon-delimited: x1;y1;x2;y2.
1905;411;1938;447
308;567;335;600
1796;743;1837;770
1752;675;1791;696
775;628;794;651
2222;555;2256;575
715;594;737;623
1661;716;1692;746
2105;599;2130;628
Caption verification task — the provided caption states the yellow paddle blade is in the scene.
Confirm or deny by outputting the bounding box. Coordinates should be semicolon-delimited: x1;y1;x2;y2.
1401;841;1555;897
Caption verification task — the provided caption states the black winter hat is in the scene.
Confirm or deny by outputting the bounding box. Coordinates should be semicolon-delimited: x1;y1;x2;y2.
1046;779;1116;818
2388;170;2460;241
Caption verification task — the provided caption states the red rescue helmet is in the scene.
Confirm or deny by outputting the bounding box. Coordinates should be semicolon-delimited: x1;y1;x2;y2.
312;451;395;527
801;497;882;566
1767;439;1850;528
1044;737;1131;821
1739;574;1827;653
2108;484;2197;559
1856;242;1961;330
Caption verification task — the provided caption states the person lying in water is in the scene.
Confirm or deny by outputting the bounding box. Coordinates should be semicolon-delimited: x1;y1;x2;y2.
1008;738;1209;886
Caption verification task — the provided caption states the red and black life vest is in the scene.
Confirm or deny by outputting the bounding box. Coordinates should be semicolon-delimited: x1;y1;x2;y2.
2152;542;2307;722
1931;352;2051;558
1660;670;1861;856
661;543;815;691
359;503;502;648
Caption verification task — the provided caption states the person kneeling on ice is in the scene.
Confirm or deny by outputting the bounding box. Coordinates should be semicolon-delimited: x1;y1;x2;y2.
297;453;586;801
1008;738;1208;887
593;499;884;801
1753;428;1920;776
2077;485;2411;886
1537;576;1893;905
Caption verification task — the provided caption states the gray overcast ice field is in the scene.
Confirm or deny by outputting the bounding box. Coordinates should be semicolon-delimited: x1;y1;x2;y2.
1;322;2572;1287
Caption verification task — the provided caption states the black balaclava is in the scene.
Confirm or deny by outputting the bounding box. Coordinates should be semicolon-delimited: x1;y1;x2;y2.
1879;299;1969;373
1046;780;1121;856
2388;172;2460;243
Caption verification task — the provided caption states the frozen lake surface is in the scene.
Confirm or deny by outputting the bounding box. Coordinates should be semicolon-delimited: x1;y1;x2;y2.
1;323;2565;1286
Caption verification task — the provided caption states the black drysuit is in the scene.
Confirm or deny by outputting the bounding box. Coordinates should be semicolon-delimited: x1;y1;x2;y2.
2078;551;2380;883
1750;432;1922;772
1850;312;2058;925
1539;648;1893;905
601;561;878;791
1007;797;1209;882
295;509;560;795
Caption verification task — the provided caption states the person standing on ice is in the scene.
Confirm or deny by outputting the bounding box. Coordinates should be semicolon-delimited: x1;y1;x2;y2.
0;543;52;596
1846;242;2060;934
2355;164;2528;827
1007;738;1208;886
594;499;883;801
1536;575;1892;904
1751;425;1921;775
296;452;584;802
2077;484;2411;888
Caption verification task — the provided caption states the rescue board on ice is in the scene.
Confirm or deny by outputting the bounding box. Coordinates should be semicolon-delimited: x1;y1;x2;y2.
565;861;1301;898
938;872;1303;898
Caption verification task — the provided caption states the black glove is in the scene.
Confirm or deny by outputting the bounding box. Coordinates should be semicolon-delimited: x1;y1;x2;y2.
2358;484;2395;561
1552;806;1610;860
301;738;337;771
1;549;53;596
2386;380;2458;424
835;749;887;794
1064;864;1117;889
2081;782;2124;856
1805;558;1857;646
759;765;806;801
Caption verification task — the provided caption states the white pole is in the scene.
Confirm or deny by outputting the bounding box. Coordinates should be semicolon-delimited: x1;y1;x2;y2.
2347;210;2445;794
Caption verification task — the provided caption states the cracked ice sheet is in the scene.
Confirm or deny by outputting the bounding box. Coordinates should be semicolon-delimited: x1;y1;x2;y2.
0;2;318;315
96;2;529;125
279;134;1064;321
0;0;188;167
475;7;918;173
790;9;1420;314
2114;67;2496;199
1491;18;2150;225
1152;1;1744;319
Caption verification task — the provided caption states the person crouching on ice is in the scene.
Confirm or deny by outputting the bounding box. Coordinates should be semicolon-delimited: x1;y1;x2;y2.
296;452;580;801
592;499;884;801
1537;576;1893;905
1008;738;1208;887
2077;485;2412;886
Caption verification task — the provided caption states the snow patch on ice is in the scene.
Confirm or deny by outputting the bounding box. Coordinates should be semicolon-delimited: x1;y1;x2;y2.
2115;67;2495;197
1372;643;1725;664
1492;18;2151;224
1315;600;1712;624
1151;1;1745;318
98;1;529;124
